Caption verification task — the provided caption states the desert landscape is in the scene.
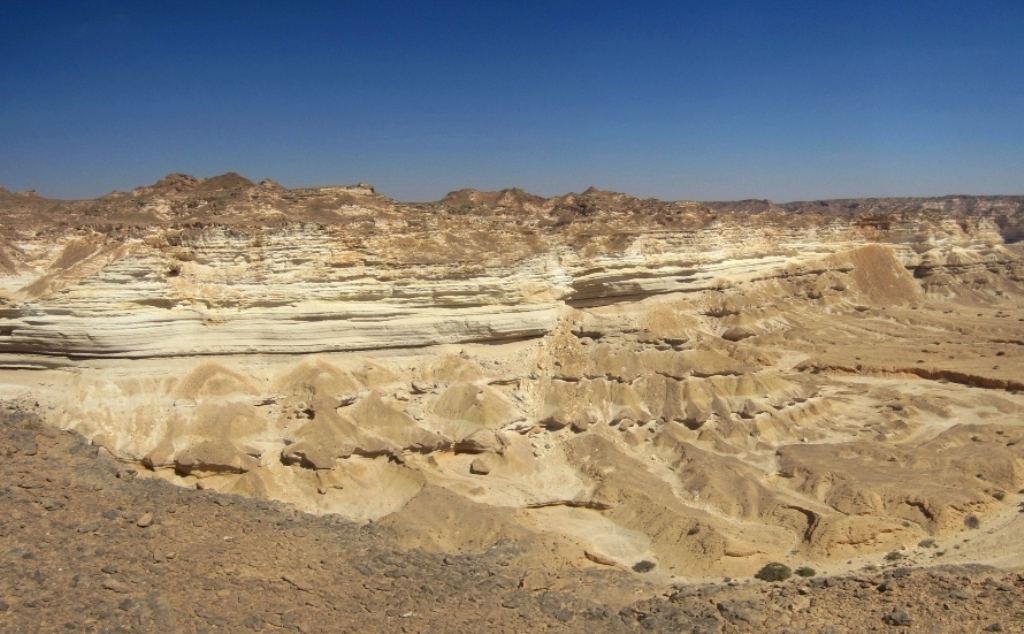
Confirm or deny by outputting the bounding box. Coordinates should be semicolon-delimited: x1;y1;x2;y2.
1;174;1023;632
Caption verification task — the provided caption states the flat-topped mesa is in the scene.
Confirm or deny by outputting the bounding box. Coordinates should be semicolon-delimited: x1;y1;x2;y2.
0;178;1020;362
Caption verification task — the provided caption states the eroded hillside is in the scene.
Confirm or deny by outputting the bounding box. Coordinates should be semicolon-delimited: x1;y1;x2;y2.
1;175;1023;581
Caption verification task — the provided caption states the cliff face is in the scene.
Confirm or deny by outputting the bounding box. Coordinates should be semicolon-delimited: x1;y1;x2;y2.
0;179;1019;361
1;176;1023;580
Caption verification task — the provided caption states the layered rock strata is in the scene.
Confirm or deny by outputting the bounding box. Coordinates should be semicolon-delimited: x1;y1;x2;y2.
1;175;1022;580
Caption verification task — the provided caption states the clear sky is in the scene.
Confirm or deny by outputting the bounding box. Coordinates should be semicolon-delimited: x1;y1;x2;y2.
2;1;1022;202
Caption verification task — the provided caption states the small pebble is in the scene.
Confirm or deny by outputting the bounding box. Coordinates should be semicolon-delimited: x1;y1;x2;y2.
883;610;913;627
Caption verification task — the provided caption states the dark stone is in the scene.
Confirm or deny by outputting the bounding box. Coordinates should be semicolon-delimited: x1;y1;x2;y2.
883;610;913;627
716;600;765;625
42;498;65;511
687;618;724;634
502;592;527;609
582;607;611;621
351;562;373;577
669;586;701;601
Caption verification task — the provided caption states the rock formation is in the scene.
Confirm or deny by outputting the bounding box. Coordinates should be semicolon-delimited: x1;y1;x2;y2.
1;175;1022;580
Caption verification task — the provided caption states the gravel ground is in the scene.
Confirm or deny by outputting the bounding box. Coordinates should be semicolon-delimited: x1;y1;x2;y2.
1;402;1021;633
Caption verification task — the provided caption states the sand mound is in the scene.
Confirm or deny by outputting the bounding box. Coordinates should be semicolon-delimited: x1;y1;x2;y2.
845;245;923;305
174;362;260;400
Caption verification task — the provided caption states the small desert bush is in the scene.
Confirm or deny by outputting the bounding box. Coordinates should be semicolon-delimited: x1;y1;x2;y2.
795;566;816;578
754;562;792;582
632;560;656;573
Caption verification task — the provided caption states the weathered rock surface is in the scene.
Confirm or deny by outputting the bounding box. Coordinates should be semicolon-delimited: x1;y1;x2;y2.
1;176;1023;584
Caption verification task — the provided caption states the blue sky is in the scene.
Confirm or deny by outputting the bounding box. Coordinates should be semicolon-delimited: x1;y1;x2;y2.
1;1;1022;201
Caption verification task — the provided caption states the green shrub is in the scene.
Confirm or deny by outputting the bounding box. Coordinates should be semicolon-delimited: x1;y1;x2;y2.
754;562;792;582
632;560;656;573
795;566;816;578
